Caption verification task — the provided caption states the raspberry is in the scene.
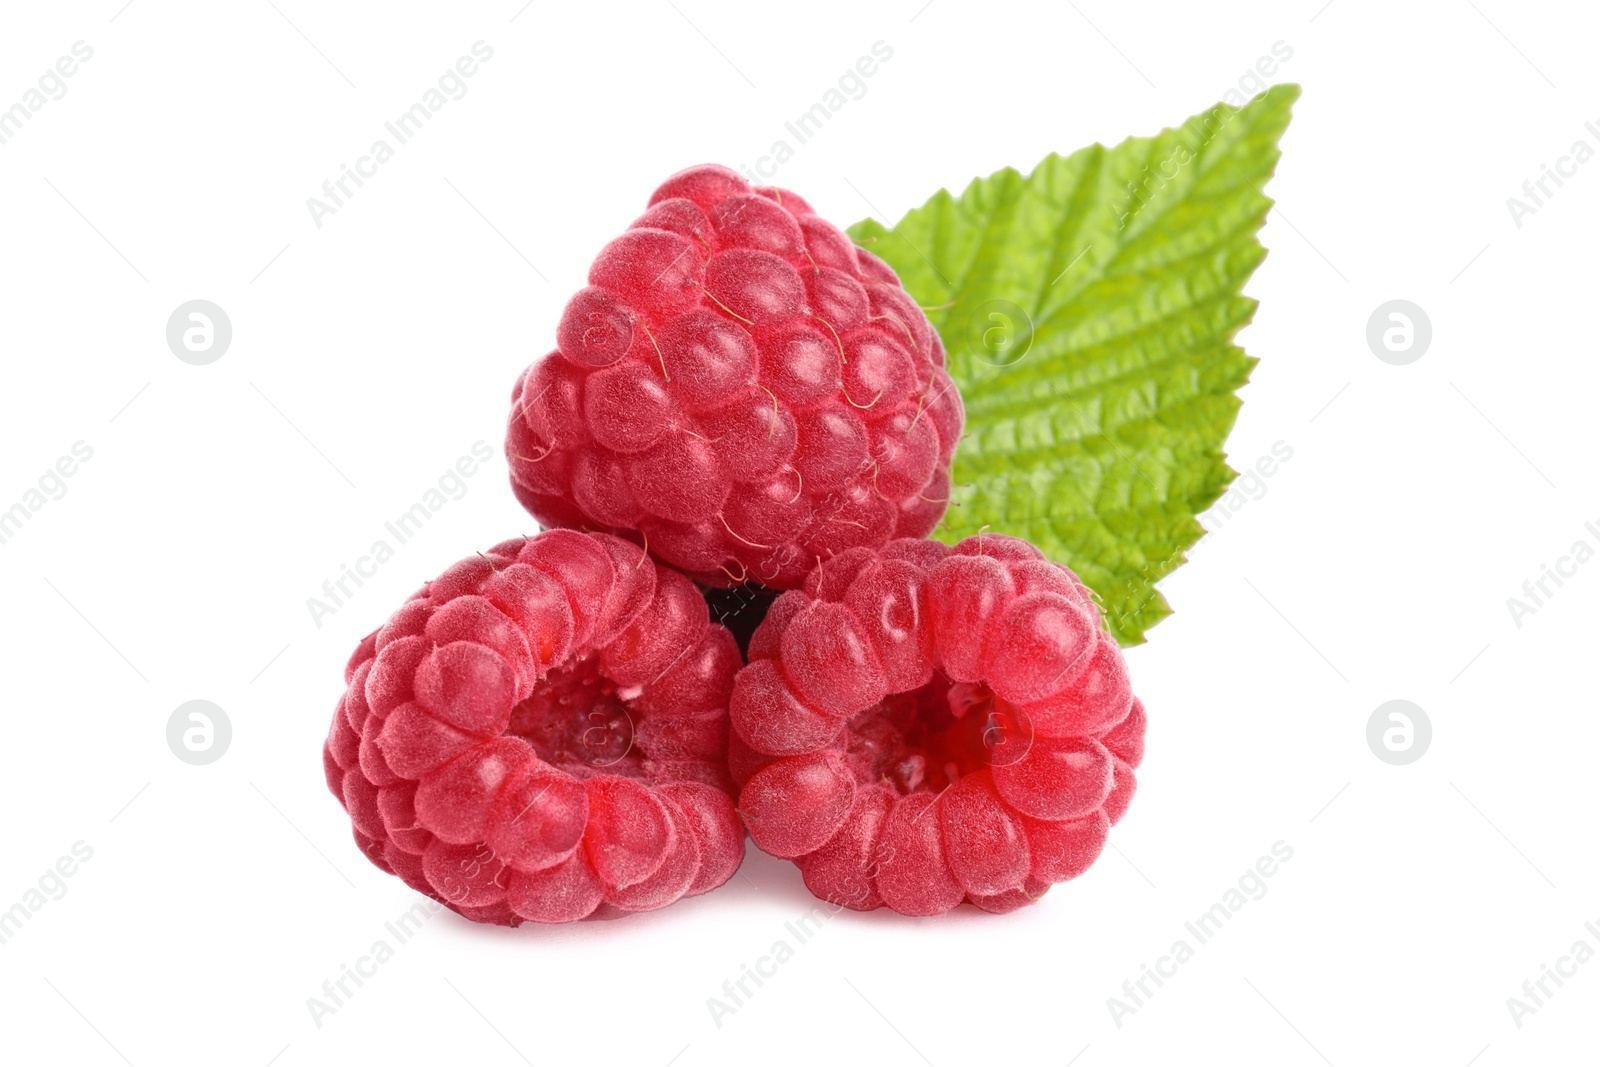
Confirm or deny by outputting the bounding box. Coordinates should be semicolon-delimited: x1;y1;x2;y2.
727;534;1145;915
324;530;745;924
506;163;964;590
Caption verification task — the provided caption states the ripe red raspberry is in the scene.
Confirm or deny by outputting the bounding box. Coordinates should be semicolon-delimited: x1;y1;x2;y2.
727;534;1145;916
506;163;964;590
323;530;745;924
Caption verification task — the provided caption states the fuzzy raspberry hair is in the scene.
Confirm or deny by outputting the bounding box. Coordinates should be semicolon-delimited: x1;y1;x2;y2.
507;163;964;591
727;534;1145;915
324;530;745;924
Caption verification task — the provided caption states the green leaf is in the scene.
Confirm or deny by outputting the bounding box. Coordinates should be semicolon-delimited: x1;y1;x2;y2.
847;84;1299;646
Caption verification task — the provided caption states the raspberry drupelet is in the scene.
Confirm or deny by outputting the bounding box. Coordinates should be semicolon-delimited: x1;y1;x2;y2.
727;534;1145;916
506;164;964;591
323;530;745;924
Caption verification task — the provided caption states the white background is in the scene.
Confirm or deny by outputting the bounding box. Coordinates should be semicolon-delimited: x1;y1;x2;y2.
0;1;1595;1064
